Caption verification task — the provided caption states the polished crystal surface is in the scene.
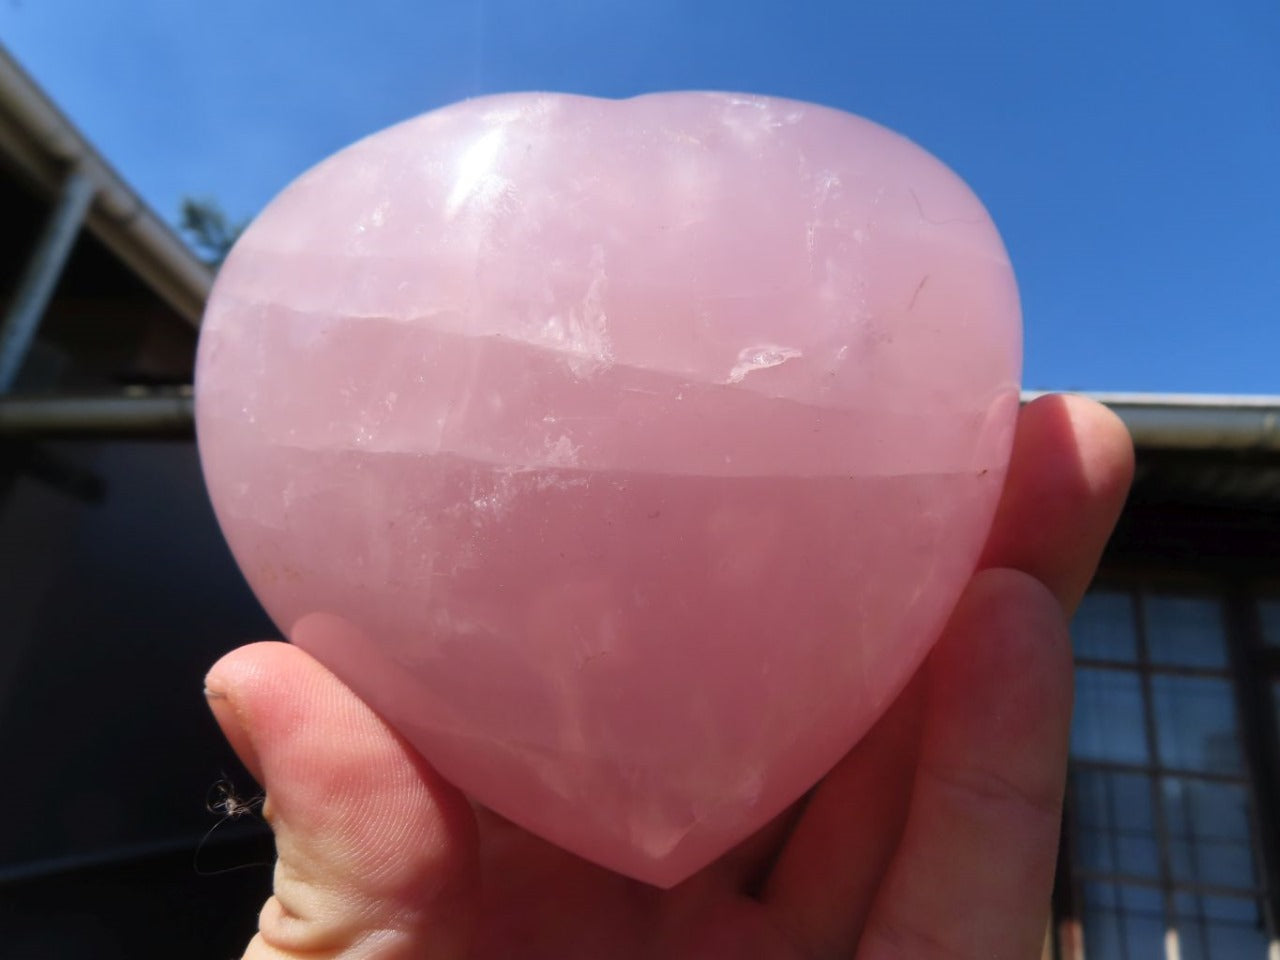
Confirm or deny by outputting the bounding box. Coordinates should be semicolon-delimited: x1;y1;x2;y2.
195;92;1022;887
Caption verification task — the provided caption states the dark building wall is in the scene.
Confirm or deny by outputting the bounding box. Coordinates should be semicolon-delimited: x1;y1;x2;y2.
0;440;274;866
0;439;276;958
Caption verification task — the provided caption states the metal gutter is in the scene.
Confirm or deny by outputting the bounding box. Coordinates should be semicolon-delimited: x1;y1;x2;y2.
1024;391;1280;454
0;390;194;438
0;45;212;326
1;389;1279;448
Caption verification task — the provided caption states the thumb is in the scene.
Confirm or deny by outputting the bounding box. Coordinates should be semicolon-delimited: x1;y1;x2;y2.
204;641;478;959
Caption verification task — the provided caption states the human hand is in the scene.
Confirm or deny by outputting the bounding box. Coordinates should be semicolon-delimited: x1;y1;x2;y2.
205;393;1133;959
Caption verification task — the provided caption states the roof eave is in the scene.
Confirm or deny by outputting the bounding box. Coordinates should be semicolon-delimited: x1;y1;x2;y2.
0;45;212;327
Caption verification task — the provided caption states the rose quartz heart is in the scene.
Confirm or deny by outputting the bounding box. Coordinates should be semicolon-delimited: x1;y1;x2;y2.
195;92;1021;887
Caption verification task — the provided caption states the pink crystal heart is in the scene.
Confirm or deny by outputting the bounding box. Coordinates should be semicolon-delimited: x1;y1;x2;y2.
195;92;1021;887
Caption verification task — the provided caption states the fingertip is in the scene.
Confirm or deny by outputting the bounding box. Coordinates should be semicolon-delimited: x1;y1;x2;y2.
204;640;303;700
203;642;295;785
205;640;480;958
1049;393;1135;508
983;393;1135;614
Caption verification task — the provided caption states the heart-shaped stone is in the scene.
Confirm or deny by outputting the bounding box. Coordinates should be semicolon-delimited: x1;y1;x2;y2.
195;92;1021;888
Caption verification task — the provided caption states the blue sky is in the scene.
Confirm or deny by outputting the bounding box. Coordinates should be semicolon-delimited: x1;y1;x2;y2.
2;0;1278;393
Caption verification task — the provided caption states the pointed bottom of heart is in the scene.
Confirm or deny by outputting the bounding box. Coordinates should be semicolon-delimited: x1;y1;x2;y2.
287;536;969;891
298;606;875;888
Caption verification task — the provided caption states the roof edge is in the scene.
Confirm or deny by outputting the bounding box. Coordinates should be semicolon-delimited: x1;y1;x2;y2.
0;45;212;326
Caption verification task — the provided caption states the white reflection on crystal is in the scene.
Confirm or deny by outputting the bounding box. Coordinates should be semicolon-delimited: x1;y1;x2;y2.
543;435;580;468
538;244;614;377
726;344;803;384
446;128;506;218
721;95;796;139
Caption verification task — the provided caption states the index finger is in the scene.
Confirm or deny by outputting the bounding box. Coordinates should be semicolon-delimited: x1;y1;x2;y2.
979;393;1135;613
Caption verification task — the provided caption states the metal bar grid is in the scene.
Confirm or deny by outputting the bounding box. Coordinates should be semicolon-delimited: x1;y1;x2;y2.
1227;588;1280;948
1061;581;1280;958
1075;658;1241;680
1072;869;1262;901
1073;811;1264;863
1131;587;1184;951
1073;759;1251;788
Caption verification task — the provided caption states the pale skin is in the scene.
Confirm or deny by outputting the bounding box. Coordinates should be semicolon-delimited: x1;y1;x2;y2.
205;393;1134;960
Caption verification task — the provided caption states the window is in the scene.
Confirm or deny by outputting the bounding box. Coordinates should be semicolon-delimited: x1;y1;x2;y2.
1062;586;1277;959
